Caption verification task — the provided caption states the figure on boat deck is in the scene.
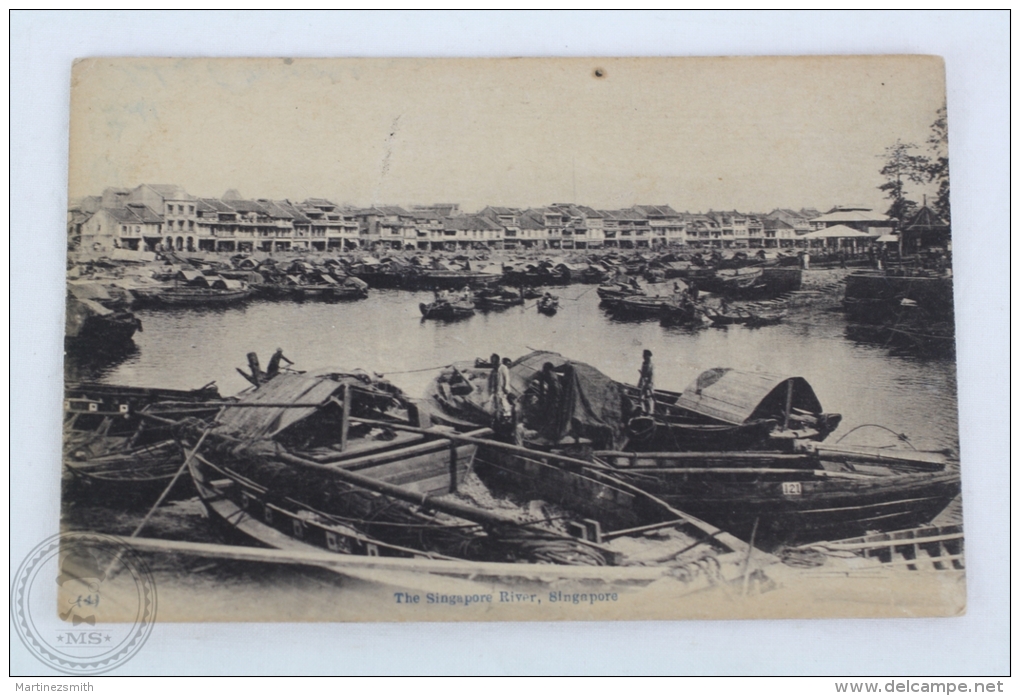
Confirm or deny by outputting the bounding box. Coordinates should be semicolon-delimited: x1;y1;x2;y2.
494;357;513;424
266;348;294;380
638;350;655;416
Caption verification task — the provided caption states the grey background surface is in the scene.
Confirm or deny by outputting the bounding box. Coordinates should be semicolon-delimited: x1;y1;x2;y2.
10;10;1008;675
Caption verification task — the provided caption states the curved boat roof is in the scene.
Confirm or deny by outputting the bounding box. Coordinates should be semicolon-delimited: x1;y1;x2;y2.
676;368;824;425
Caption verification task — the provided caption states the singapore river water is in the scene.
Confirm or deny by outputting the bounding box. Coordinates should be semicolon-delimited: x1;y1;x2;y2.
66;274;960;453
60;272;962;614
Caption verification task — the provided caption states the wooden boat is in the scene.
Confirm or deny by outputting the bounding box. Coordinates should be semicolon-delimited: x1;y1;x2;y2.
64;438;193;505
155;284;251;306
419;298;475;320
64;381;222;439
658;299;702;325
65;295;142;348
580;266;610;284
704;266;802;300
630;369;843;447
474;288;524;310
596;281;645;303
414;269;504;290
705;307;786;327
537;295;560;315
608;295;672;317
185;369;750;572
63;381;224;504
599;459;961;547
623;415;779;452
423;352;632;451
294;276;370;301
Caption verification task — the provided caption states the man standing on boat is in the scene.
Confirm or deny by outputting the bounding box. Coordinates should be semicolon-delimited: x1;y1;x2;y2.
487;353;501;407
638;349;655;416
494;356;512;423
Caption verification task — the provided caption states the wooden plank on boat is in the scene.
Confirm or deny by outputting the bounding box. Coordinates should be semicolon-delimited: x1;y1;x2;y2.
109;535;672;582
619;467;876;480
308;431;426;463
330;436;450;469
340;383;351;451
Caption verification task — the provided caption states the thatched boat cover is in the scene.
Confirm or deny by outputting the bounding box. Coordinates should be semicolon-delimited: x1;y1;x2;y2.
675;369;824;425
215;369;403;441
65;297;113;337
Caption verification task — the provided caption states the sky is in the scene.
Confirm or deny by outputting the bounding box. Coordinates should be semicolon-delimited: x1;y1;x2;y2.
69;55;946;214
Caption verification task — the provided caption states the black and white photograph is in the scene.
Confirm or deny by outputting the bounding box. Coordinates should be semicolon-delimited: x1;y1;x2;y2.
11;9;1012;679
52;54;973;625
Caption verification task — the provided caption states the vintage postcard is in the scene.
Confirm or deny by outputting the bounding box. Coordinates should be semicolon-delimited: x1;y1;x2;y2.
50;56;964;632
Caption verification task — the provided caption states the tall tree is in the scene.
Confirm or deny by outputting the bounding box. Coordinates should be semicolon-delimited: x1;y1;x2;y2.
878;140;927;223
925;105;950;223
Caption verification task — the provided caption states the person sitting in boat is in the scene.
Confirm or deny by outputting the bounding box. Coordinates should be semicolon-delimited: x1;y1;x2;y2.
637;350;655;416
688;280;699;302
629;276;641;291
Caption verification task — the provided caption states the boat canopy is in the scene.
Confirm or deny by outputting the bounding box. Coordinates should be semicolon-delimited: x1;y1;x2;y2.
675;368;824;425
176;269;207;285
65;297;114;338
215;369;404;441
210;277;244;290
67;281;114;302
425;350;629;448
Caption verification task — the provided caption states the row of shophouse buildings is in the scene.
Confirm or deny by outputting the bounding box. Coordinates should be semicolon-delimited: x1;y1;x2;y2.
68;184;896;255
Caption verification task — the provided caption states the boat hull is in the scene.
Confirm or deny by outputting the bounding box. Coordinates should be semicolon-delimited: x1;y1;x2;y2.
419;302;475;319
155;288;252;305
188;437;487;560
609;467;961;546
65;440;192;506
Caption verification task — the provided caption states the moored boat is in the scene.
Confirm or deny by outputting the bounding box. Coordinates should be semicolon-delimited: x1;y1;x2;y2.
65;438;193;505
705;307;786;327
632;368;843;447
419;297;476;320
597;281;645;303
156;284;251;306
474;287;524;310
184;369;751;573
65;295;142;349
537;294;560;315
600;460;960;548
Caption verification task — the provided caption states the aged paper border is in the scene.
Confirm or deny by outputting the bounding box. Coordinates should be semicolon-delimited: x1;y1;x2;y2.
10;11;1009;675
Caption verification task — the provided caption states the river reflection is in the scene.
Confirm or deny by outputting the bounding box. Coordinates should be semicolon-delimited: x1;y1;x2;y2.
66;284;959;452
